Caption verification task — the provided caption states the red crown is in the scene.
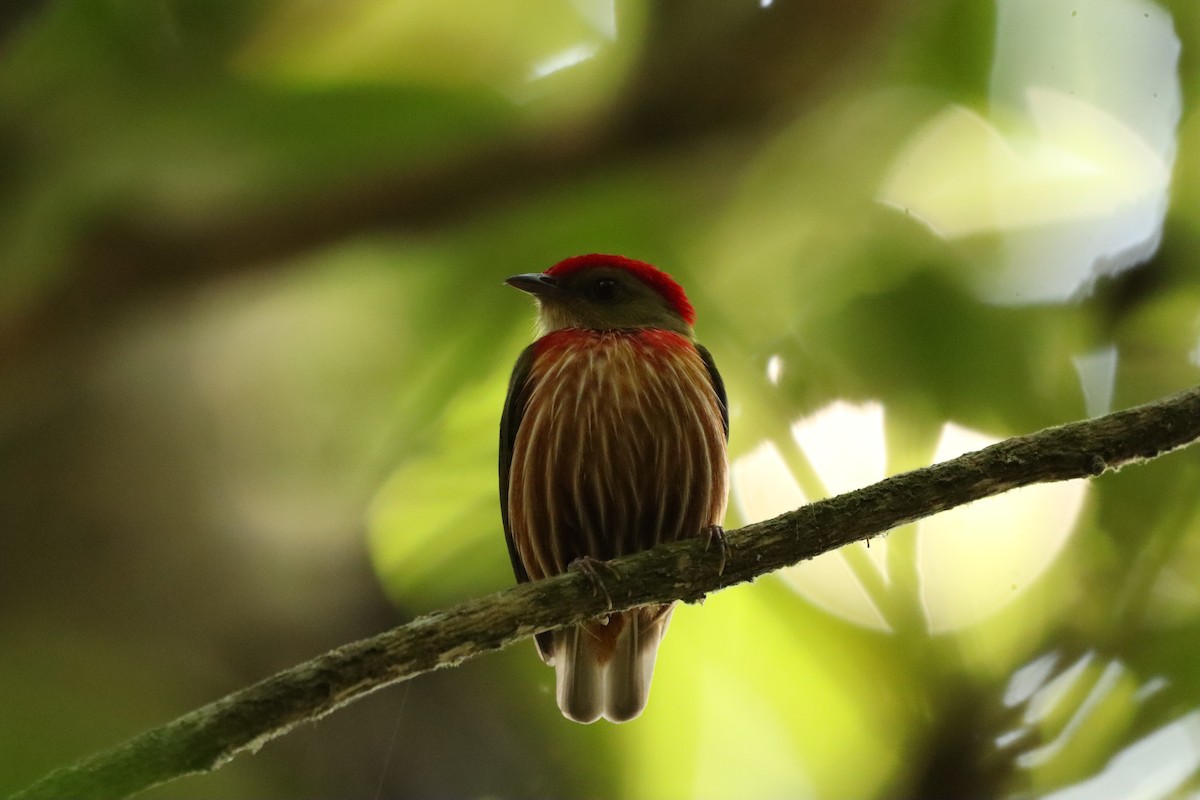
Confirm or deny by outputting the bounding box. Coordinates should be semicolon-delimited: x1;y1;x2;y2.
546;254;695;325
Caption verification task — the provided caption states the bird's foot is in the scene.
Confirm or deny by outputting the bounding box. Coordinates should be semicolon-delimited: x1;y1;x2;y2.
568;556;618;611
702;524;730;576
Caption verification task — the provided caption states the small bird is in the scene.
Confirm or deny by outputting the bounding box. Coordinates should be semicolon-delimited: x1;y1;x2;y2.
500;254;729;723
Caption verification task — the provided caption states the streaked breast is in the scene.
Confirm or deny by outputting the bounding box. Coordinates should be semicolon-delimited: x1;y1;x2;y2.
508;329;728;582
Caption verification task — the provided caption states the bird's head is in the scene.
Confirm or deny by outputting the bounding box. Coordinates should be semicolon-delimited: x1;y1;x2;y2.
507;254;695;336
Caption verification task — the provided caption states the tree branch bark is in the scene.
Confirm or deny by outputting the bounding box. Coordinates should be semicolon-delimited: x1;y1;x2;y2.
12;385;1200;800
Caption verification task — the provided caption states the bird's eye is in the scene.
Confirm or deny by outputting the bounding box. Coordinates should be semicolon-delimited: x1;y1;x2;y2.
591;277;621;303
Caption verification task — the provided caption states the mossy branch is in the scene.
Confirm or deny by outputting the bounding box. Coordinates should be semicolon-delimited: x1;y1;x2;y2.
11;385;1200;800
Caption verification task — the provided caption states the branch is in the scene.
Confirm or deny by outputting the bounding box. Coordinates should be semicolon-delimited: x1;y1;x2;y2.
12;385;1200;800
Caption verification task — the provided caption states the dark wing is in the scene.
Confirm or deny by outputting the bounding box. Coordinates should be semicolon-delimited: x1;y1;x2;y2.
695;343;729;439
499;342;538;584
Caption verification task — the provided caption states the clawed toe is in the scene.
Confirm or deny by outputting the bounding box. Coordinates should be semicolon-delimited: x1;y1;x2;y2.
702;524;730;575
568;556;618;610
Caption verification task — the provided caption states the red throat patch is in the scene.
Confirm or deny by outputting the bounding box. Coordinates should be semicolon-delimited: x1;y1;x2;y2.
545;254;696;326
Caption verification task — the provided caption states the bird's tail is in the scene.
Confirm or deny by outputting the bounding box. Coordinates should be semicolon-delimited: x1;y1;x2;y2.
539;604;674;724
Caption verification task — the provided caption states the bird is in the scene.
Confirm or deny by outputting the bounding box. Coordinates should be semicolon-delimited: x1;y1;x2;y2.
499;253;729;723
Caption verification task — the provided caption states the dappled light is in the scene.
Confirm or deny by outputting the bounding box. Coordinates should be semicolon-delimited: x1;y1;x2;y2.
731;437;892;631
879;0;1180;304
881;91;1170;240
1041;710;1200;799
733;403;1086;635
918;423;1086;633
998;650;1200;800
3;0;1200;797
1072;346;1119;418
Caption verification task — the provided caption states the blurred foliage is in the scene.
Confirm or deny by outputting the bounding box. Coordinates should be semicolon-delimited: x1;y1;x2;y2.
3;0;1200;798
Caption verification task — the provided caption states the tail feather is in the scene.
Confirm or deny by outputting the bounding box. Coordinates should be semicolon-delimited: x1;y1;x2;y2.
550;625;605;724
547;605;673;724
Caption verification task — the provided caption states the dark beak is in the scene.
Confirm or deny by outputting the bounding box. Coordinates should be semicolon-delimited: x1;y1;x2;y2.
505;273;561;298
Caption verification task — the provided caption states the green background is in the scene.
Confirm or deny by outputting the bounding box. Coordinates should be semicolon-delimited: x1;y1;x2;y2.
2;1;1200;797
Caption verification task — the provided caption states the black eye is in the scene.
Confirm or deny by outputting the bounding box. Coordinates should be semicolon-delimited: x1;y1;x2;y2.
590;277;622;303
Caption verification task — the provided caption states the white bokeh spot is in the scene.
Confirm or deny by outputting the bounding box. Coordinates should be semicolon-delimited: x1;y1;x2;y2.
732;402;1087;633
